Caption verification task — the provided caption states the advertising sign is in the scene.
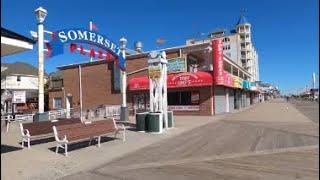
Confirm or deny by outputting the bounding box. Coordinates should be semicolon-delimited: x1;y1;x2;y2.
148;64;161;80
212;39;224;84
191;91;200;104
243;80;251;89
168;105;200;111
167;57;186;73
12;91;26;103
232;76;243;89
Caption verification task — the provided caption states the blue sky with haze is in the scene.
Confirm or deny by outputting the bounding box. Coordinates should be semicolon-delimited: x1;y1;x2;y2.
1;0;319;94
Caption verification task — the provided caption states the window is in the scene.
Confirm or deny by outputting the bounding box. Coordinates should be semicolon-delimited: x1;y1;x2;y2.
53;97;62;109
17;76;21;82
232;68;238;76
168;91;197;105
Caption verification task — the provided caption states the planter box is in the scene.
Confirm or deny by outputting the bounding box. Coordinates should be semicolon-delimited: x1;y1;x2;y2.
135;112;148;132
146;112;163;134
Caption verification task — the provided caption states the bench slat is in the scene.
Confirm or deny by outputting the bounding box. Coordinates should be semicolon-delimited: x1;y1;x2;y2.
56;120;117;142
23;118;81;136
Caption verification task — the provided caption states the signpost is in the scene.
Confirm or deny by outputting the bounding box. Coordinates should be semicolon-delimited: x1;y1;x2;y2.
148;51;168;132
34;6;128;121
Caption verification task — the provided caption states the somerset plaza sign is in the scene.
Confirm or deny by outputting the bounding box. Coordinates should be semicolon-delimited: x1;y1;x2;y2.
45;28;126;70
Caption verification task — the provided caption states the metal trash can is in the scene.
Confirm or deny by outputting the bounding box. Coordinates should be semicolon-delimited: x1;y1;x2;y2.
33;112;49;122
167;111;174;128
146;112;163;133
136;112;148;132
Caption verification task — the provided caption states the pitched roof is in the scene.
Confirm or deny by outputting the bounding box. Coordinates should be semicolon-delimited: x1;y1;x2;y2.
236;15;250;26
1;62;47;77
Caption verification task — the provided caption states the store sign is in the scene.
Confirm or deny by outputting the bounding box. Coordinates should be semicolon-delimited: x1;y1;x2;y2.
167;57;186;73
45;28;126;70
191;91;200;104
212;39;224;84
168;72;211;88
148;64;161;80
243;80;251;89
232;76;243;89
168;105;200;111
12;91;26;103
223;71;234;87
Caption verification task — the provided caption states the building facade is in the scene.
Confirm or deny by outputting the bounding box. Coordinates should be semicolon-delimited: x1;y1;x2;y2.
1;62;48;114
48;15;261;116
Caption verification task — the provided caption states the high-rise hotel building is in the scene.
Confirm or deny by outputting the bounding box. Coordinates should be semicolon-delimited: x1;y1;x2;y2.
186;15;260;82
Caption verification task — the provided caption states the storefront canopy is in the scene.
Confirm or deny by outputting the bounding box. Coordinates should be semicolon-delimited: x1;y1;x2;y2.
128;71;213;91
1;28;35;57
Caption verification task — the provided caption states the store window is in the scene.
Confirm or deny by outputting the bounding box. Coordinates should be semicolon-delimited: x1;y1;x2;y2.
133;94;145;111
168;91;199;105
53;97;62;109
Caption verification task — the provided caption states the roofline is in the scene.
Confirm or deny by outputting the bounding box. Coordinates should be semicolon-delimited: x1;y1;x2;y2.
1;27;36;44
57;42;211;69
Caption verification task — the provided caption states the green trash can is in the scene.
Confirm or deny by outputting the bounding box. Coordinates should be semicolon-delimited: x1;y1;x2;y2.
167;111;174;128
146;112;163;133
136;112;148;132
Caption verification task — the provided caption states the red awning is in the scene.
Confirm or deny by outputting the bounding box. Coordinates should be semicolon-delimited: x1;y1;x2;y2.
128;71;213;91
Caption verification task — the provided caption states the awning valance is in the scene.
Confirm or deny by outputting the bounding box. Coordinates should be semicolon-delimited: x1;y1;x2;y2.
128;71;213;91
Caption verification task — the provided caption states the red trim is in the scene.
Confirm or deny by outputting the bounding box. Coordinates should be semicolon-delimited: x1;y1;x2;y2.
128;71;213;91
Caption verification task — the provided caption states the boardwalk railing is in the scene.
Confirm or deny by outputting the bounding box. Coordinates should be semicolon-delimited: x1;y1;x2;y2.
1;105;122;132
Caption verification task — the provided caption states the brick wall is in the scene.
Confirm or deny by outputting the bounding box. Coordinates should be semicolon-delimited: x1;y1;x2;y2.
48;89;64;110
48;50;186;111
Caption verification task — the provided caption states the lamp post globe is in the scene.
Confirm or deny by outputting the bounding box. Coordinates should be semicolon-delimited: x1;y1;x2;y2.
120;37;127;50
35;7;47;24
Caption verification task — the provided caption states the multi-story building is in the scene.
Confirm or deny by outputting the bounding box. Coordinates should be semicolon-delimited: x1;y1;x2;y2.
186;15;259;82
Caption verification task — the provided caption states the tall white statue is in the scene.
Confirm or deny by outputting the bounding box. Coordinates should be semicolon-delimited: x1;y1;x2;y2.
148;51;168;129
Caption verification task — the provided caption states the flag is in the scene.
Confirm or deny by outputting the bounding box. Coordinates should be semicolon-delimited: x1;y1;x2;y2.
80;45;86;55
51;32;57;40
69;43;77;52
98;50;103;59
89;48;95;58
156;38;166;45
89;21;98;31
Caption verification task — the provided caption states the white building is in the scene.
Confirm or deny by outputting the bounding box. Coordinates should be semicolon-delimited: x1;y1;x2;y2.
1;62;48;114
186;14;260;82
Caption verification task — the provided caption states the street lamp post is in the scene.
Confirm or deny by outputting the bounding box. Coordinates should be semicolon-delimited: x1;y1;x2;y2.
120;37;128;121
35;7;47;113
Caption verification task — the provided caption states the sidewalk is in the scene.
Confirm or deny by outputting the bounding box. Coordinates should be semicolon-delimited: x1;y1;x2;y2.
60;99;318;180
2;99;317;180
1;114;221;180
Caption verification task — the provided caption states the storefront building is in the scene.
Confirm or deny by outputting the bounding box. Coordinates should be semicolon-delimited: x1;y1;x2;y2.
49;39;260;116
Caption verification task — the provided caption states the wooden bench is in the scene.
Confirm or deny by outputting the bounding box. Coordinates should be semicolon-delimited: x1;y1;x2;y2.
53;118;125;156
19;118;81;148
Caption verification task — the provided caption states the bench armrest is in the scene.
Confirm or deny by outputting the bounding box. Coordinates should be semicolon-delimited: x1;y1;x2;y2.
117;123;126;130
23;129;30;136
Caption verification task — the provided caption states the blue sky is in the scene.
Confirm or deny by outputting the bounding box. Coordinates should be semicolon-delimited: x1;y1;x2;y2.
1;0;319;94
